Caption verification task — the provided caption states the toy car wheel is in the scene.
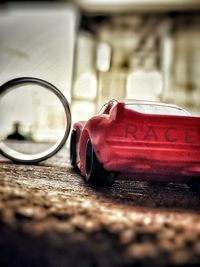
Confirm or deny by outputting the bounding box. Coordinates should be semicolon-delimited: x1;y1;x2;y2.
187;179;200;192
70;130;77;167
85;140;116;187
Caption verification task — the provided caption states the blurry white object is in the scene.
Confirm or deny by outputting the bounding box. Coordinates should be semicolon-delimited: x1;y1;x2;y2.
96;42;111;72
127;69;163;100
76;0;200;12
0;3;77;98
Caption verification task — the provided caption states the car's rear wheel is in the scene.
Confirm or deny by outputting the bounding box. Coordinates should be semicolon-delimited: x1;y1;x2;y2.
70;130;77;167
85;140;116;186
187;178;200;192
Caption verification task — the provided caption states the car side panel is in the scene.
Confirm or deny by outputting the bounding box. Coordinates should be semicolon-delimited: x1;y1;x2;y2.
91;103;200;181
72;102;200;183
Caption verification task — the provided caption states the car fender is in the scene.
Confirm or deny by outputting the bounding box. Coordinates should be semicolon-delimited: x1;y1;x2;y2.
79;115;113;175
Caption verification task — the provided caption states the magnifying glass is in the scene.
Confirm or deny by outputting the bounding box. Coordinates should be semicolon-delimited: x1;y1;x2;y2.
0;77;71;164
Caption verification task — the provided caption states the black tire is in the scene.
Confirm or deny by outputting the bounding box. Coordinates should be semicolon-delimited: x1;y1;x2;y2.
85;140;116;187
70;130;77;167
187;179;200;192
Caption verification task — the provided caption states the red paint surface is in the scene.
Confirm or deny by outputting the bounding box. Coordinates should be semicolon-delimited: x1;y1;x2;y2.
73;100;200;182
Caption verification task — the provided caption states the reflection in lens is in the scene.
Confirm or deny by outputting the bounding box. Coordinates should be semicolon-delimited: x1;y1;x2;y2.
0;83;68;156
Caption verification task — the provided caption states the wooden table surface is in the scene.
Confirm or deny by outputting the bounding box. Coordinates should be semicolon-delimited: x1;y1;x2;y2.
0;147;200;267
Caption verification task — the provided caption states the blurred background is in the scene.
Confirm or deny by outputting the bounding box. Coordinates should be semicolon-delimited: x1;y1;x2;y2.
0;0;200;143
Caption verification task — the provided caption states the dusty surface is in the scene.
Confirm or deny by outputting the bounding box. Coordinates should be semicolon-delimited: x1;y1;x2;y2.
0;148;200;267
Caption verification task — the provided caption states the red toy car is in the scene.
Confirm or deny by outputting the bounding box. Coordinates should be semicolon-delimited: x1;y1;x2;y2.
70;100;200;191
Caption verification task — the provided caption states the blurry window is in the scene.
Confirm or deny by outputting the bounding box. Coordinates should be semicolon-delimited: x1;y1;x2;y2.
126;103;189;116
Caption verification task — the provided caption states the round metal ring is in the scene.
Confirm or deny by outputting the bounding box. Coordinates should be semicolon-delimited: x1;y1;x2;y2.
0;77;71;164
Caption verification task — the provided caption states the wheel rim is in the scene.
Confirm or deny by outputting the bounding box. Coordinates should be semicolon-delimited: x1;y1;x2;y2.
85;140;93;180
85;140;116;186
70;130;76;166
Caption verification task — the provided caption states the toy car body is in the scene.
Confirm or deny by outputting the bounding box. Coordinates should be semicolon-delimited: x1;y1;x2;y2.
70;99;200;190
